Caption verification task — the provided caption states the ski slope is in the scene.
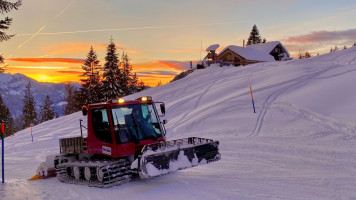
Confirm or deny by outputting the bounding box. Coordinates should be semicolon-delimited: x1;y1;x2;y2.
1;47;356;199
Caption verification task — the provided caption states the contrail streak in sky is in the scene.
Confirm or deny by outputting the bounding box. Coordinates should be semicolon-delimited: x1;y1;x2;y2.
17;0;76;49
17;25;47;48
55;1;75;19
17;22;239;36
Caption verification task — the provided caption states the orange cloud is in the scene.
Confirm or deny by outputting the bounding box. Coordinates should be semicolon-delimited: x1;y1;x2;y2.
42;42;107;55
132;60;190;86
116;45;141;55
42;42;141;55
7;58;84;64
18;72;81;83
6;66;66;70
5;58;190;86
56;71;83;75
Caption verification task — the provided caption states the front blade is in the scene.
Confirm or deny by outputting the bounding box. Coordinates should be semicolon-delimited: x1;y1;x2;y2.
138;137;220;179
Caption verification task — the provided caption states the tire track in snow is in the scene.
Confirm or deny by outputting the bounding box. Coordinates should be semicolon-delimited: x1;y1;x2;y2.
272;102;356;138
348;54;356;65
175;69;224;126
249;65;341;137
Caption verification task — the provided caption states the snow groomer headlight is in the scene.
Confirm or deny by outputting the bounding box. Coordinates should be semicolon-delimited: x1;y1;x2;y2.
136;96;152;101
111;98;125;103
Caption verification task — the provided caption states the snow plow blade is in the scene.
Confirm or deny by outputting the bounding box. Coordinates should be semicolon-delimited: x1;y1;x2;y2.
138;137;220;179
28;174;40;181
29;154;57;181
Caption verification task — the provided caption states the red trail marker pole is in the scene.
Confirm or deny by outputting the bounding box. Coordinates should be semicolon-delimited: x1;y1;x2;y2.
250;86;256;113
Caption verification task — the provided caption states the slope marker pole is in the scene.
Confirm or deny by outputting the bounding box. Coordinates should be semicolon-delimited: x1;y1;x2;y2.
30;124;33;142
250;86;256;113
1;122;4;183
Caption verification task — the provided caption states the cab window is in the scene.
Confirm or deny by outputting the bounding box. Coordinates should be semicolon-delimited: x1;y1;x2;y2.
111;104;163;144
92;108;112;143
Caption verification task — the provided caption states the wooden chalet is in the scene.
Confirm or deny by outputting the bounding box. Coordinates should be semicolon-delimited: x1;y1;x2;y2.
215;41;290;66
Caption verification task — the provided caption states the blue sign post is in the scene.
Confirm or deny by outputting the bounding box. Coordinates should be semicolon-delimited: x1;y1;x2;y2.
1;122;4;183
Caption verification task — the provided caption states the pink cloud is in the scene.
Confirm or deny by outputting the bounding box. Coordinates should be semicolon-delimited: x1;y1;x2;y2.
156;60;188;71
283;29;356;43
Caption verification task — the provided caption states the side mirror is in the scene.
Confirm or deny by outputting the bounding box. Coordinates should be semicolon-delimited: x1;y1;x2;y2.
82;106;88;116
160;103;166;115
163;119;168;124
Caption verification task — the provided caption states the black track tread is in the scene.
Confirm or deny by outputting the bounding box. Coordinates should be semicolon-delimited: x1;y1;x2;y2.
56;158;132;188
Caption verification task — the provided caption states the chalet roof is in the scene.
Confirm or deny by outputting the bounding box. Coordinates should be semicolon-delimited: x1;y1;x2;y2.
219;45;275;62
206;44;220;51
246;41;290;57
217;41;289;62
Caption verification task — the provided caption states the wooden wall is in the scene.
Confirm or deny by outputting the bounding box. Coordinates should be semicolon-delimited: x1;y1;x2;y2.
217;49;260;66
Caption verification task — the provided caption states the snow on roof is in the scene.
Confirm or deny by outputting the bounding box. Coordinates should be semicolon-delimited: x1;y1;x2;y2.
246;41;290;57
206;44;220;51
218;45;275;62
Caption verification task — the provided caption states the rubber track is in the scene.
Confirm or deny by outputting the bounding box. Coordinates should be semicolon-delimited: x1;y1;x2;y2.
56;159;131;188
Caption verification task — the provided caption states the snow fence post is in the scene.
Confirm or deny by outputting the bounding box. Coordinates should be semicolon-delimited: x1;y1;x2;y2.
30;124;33;142
1;122;4;183
250;86;256;113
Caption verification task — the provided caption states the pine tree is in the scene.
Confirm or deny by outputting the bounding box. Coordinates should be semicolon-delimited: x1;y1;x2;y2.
101;38;123;101
73;89;86;110
246;24;262;46
120;52;140;95
334;45;338;52
305;52;311;58
129;72;140;93
353;42;356;47
79;46;102;105
0;0;22;70
21;81;37;129
0;94;15;136
0;55;5;73
262;38;267;43
39;95;55;123
330;47;333;53
298;53;303;59
0;0;21;42
343;45;347;50
63;83;78;115
120;52;130;95
138;81;146;91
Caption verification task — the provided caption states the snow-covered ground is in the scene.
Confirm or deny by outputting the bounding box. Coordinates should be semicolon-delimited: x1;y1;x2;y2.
1;47;356;200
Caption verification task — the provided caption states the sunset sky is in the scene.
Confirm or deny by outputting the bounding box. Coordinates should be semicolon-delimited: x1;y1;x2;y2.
1;0;356;86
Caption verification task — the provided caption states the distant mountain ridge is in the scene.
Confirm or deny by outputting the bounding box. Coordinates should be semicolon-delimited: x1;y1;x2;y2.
0;73;80;118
